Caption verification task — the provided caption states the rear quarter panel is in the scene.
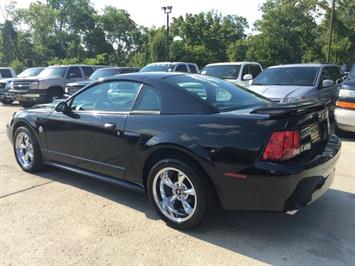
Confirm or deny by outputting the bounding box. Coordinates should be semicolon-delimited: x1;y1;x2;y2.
124;113;285;188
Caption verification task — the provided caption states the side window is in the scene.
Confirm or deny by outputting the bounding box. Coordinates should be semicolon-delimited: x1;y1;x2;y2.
331;67;342;82
321;67;333;82
252;65;262;78
0;69;13;78
241;65;252;80
66;67;82;79
70;81;141;112
175;64;189;72
82;67;94;78
134;85;161;111
188;64;198;73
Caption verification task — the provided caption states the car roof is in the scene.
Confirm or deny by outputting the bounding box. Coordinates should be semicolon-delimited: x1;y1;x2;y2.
101;71;183;82
268;63;339;68
206;62;260;66
146;62;197;66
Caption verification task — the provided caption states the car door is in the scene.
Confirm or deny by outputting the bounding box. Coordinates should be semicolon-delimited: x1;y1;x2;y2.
318;66;340;103
65;66;84;84
43;80;142;179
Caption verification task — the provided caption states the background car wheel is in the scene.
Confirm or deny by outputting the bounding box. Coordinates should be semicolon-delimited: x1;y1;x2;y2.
19;102;34;108
0;98;14;105
147;158;215;230
13;126;43;172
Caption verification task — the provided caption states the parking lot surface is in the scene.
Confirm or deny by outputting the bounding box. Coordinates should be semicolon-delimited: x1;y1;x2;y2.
1;104;355;266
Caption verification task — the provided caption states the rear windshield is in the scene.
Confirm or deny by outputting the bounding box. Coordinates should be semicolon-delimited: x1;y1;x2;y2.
165;75;269;112
38;67;67;78
89;69;121;80
140;64;173;72
201;65;241;79
18;67;44;78
253;67;319;86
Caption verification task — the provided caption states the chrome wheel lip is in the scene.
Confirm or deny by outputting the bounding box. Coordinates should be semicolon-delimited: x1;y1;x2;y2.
152;167;197;223
15;132;34;169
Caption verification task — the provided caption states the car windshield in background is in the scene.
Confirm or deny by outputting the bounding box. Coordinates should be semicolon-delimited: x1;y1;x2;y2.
140;64;172;72
253;67;319;86
38;67;66;78
201;65;241;79
18;68;44;78
89;69;121;80
165;75;269;112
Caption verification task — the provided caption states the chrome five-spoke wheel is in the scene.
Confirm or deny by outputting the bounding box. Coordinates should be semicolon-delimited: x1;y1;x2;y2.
152;167;197;223
15;132;34;169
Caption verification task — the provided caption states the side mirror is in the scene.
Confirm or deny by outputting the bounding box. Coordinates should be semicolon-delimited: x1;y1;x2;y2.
55;101;70;114
243;74;253;81
322;79;334;88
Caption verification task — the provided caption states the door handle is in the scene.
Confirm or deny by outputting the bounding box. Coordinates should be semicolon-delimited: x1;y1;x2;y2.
104;122;116;130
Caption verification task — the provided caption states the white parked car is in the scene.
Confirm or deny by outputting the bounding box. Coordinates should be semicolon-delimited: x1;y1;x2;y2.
335;64;355;134
200;62;263;87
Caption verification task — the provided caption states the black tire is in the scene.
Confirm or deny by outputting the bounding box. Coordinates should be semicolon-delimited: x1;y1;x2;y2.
19;101;34;108
47;88;63;102
147;158;215;230
13;126;43;172
0;98;14;105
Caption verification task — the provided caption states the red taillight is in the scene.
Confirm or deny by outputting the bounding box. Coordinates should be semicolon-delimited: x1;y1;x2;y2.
262;130;301;161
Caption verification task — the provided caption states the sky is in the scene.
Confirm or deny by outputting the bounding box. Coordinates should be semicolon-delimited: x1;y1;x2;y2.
1;0;265;29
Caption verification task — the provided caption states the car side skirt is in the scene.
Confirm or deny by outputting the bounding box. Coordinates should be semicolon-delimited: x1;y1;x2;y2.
44;161;145;193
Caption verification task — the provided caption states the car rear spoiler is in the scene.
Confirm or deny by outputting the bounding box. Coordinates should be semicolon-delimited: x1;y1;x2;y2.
251;100;332;117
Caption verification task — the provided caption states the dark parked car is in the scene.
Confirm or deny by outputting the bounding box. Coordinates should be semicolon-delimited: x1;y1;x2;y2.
64;67;140;96
7;73;341;229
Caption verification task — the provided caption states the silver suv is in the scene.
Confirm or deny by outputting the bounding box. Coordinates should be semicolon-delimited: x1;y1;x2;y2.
248;64;342;105
8;65;95;107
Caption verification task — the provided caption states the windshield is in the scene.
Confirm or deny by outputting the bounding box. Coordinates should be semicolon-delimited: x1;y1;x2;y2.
89;68;121;80
18;67;44;78
165;74;269;112
140;64;173;72
201;65;241;79
38;67;67;78
253;67;318;86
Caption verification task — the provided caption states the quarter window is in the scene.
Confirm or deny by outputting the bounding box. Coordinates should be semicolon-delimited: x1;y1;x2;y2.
134;85;161;111
82;67;94;78
188;64;198;73
70;81;141;112
175;64;188;72
67;67;82;79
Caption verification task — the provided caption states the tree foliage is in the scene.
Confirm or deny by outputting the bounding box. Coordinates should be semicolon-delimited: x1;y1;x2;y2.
0;0;354;72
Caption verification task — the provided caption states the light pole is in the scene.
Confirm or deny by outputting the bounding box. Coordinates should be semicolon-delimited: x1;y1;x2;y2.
326;0;336;63
161;5;173;61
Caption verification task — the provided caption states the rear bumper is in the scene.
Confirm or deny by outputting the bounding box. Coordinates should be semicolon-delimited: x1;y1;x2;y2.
8;89;48;103
335;107;355;132
214;135;341;212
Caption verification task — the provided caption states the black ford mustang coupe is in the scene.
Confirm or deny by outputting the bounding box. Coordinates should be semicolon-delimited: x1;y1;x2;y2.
6;72;341;229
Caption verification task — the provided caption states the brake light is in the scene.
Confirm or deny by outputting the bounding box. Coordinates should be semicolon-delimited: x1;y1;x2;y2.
262;130;301;161
336;101;355;110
